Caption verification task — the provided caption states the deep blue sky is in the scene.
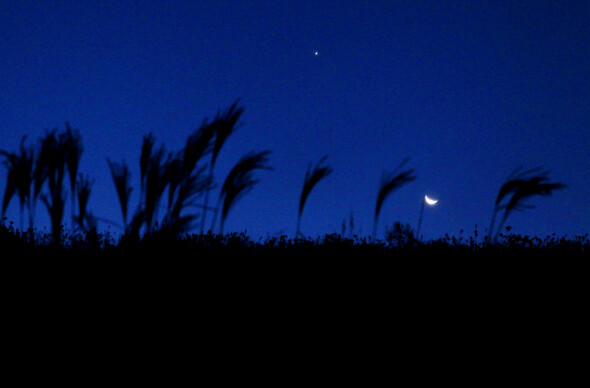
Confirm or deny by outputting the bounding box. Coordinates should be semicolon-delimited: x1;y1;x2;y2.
1;0;588;240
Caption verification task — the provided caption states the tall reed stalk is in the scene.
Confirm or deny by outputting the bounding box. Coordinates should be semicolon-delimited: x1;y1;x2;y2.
373;158;417;241
76;173;96;232
214;150;272;235
107;159;132;229
200;99;243;233
38;129;70;244
112;121;217;239
63;123;83;227
296;156;332;238
0;136;34;231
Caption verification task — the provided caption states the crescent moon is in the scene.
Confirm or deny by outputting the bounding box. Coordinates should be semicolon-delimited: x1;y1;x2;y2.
425;195;438;206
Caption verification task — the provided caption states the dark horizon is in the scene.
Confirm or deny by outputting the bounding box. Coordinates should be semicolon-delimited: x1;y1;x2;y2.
1;1;588;240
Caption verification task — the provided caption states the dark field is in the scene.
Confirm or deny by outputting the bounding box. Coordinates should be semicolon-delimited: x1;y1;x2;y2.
3;217;586;379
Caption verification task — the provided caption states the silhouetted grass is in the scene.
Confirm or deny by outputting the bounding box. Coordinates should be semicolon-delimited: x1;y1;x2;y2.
297;156;333;237
1;101;582;254
200;99;243;232
373;158;417;240
107;158;132;229
214;150;272;234
75;173;96;232
2;219;586;258
1;136;34;231
489;167;566;242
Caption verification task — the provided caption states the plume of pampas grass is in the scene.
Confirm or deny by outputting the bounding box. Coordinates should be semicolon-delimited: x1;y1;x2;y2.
296;156;333;238
37;128;72;244
201;99;243;232
63;122;83;226
112;125;216;238
164;164;212;234
183;121;216;175
139;132;155;202
107;158;132;229
373;157;417;241
489;166;566;242
214;150;272;234
2;125;87;243
0;136;34;230
211;99;243;168
76;173;96;232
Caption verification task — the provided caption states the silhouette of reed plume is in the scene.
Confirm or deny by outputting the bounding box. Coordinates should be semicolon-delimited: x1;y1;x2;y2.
163;159;211;234
488;166;566;242
120;128;214;239
138;132;155;205
296;156;333;238
107;159;132;229
36;128;82;244
1;124;88;244
213;150;272;235
373;157;417;241
76;173;96;233
0;136;34;231
165;120;218;233
200;99;243;232
63;122;83;226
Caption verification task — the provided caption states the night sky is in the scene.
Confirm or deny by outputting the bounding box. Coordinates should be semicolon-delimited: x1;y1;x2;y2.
1;1;589;240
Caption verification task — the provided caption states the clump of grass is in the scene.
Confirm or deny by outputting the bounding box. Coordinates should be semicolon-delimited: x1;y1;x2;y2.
111;101;245;241
31;126;84;245
385;221;417;249
0;136;34;230
119;126;215;239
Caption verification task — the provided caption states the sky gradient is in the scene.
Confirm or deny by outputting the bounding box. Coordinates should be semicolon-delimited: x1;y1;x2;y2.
1;0;589;240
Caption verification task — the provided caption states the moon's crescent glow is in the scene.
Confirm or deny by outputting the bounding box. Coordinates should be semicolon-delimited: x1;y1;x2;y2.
425;195;438;206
